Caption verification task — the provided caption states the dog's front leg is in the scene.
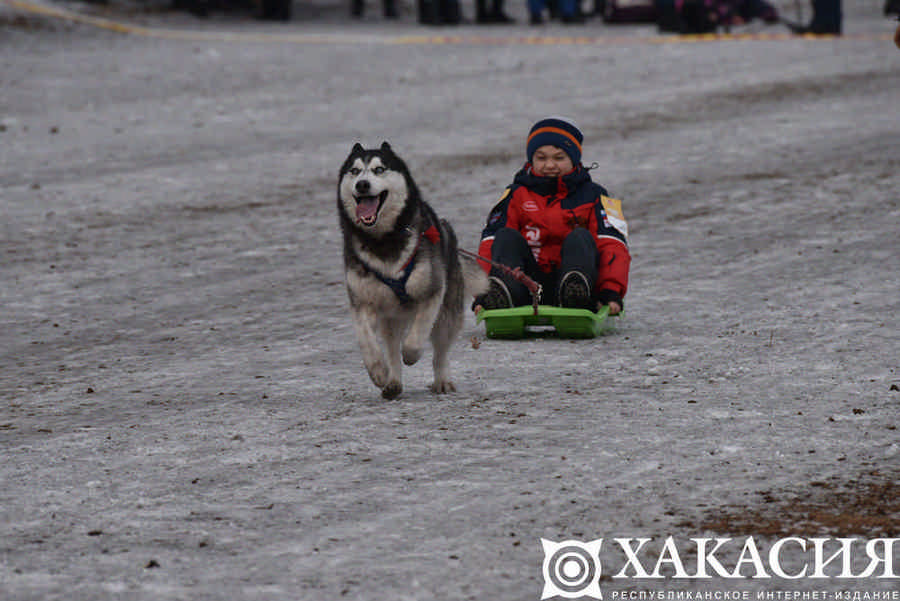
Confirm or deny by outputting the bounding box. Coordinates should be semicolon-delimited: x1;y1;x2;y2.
402;292;443;367
378;318;405;400
351;305;390;389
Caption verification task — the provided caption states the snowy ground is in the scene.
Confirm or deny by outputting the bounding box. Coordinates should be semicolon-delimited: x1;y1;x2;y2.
1;1;899;599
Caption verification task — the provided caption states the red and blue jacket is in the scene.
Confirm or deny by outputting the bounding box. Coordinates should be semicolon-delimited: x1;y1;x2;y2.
478;164;631;302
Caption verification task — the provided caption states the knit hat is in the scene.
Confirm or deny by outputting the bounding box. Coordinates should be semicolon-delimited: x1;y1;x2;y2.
526;117;583;166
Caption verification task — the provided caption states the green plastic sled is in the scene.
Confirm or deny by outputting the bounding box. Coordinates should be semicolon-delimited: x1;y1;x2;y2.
476;305;616;339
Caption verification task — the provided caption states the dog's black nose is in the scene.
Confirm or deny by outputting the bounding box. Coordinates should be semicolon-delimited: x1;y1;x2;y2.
355;179;371;194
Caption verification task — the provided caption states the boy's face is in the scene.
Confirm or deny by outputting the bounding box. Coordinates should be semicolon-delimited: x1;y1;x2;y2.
531;145;574;178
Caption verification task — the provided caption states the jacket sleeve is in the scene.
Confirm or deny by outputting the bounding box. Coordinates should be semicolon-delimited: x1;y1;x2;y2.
477;187;515;275
593;194;631;305
595;237;630;303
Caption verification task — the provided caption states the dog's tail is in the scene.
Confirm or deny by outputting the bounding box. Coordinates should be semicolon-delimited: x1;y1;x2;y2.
460;252;490;299
436;217;489;300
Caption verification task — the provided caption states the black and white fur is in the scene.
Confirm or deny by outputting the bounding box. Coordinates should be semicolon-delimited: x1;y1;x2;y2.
337;142;488;399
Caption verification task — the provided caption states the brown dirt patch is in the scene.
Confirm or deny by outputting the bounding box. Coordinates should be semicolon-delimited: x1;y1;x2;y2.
701;471;900;538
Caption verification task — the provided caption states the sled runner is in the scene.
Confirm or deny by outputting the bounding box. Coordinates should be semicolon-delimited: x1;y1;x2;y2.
476;305;617;339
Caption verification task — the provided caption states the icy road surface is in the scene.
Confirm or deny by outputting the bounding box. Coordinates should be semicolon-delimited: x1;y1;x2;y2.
1;1;899;599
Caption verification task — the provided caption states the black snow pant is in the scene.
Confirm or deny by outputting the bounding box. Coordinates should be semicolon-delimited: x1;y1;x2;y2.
490;227;598;307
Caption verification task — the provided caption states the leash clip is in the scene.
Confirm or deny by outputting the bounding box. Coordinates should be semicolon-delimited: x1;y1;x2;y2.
532;284;542;315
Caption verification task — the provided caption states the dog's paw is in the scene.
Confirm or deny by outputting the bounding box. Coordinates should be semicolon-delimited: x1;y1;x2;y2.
402;346;423;366
366;360;390;388
429;379;456;394
381;381;403;400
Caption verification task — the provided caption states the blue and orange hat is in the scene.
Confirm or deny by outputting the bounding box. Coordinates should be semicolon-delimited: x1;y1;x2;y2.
526;117;583;166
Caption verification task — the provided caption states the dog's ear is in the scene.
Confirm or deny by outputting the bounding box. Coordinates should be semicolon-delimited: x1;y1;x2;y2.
380;141;393;154
352;142;365;155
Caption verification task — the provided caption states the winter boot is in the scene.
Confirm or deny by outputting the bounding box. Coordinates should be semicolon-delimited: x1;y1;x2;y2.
558;271;594;311
479;276;514;310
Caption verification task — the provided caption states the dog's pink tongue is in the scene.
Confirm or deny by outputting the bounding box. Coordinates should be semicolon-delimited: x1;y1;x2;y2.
356;197;379;222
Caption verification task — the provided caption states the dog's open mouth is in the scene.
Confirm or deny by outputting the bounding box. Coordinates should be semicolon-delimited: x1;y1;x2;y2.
354;190;387;226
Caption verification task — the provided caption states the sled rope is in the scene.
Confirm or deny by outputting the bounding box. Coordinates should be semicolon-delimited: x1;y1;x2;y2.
458;248;542;315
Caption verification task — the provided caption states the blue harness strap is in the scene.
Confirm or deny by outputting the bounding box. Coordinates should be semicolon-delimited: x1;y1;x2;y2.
362;225;441;304
372;259;417;304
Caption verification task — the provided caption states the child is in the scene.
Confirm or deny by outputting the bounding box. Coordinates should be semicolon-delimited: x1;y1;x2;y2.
474;117;631;315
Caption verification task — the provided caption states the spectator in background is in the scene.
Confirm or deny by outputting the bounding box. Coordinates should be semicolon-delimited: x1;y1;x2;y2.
417;0;462;23
895;15;900;49
786;0;841;34
529;0;585;23
351;0;399;18
476;0;515;22
890;1;900;50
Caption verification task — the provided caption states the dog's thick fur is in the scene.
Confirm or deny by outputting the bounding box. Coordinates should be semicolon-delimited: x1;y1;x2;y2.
337;142;488;399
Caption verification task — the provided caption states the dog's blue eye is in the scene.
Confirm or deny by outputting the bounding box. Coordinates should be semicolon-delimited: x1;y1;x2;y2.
372;167;385;175
349;167;362;176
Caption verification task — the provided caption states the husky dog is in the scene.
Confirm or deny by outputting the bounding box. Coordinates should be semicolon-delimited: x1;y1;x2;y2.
337;142;488;399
